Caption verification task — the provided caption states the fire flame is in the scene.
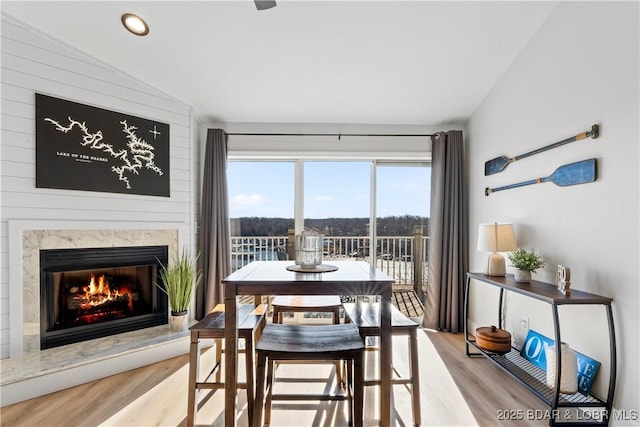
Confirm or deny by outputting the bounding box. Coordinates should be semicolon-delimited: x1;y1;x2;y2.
80;274;133;311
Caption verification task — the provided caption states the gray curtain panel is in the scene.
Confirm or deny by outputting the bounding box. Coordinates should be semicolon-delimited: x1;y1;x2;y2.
196;129;231;320
422;130;468;332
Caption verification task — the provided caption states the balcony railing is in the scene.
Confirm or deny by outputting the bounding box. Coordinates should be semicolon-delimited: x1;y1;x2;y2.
231;231;428;294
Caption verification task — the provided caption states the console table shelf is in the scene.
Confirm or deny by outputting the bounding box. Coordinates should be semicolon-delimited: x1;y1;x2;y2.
464;273;616;426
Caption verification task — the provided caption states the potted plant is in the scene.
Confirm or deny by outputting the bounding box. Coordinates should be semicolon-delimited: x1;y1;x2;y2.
508;248;545;283
156;249;202;331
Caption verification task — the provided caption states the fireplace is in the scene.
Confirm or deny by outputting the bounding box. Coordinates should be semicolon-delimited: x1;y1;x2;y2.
40;245;168;349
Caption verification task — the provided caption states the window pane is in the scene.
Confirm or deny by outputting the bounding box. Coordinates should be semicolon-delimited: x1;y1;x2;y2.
227;161;294;269
376;163;430;222
375;163;430;286
304;161;371;259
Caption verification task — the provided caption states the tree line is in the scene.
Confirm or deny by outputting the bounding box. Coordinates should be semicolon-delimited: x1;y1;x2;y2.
230;215;429;237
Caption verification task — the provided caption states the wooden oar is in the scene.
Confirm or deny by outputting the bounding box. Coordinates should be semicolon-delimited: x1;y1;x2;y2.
484;124;599;176
485;158;597;196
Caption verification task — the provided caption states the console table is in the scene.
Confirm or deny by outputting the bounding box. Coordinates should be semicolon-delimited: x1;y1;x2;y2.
464;272;616;426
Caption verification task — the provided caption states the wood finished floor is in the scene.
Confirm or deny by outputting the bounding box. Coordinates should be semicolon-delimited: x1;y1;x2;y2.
1;330;548;427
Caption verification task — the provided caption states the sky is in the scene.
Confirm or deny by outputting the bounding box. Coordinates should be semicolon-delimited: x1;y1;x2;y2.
227;161;430;219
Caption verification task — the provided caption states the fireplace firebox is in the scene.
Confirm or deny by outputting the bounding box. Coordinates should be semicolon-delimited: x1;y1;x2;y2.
40;246;168;349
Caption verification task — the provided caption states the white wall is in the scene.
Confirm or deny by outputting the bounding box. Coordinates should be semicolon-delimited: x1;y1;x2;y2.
466;1;638;420
0;14;201;359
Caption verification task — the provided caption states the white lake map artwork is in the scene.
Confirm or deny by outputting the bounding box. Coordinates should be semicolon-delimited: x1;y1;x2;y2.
36;94;170;197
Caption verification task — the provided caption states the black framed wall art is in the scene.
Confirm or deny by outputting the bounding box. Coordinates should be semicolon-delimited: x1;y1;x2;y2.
35;93;170;197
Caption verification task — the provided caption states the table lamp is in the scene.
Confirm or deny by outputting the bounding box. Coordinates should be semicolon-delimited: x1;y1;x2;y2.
477;223;516;276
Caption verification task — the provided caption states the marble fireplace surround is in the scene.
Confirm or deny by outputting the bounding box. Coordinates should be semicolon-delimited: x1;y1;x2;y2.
2;220;191;405
19;226;183;354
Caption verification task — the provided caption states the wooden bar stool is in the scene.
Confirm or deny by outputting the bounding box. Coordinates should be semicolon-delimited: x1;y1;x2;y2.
187;303;266;427
271;295;344;381
343;302;421;427
253;323;365;427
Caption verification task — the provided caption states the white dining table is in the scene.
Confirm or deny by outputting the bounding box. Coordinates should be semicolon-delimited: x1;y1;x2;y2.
223;260;394;427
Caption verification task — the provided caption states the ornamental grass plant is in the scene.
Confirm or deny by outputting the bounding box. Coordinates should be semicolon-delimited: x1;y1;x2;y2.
156;249;202;314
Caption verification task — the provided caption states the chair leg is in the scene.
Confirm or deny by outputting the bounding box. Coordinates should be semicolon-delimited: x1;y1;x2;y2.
264;358;275;427
214;338;223;383
353;352;364;427
336;360;343;387
409;330;421;426
186;334;200;427
331;309;343;385
346;357;353;426
245;337;255;425
252;353;267;427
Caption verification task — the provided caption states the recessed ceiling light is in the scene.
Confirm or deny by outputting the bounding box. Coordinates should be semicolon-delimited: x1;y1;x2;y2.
121;13;149;36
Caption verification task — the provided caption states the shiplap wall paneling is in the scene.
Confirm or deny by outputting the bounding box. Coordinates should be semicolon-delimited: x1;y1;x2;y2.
0;14;197;358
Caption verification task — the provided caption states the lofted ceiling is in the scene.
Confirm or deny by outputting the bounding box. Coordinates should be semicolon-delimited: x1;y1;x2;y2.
1;1;558;125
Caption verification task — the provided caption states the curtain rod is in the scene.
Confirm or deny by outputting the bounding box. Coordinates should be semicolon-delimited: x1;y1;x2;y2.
227;132;434;140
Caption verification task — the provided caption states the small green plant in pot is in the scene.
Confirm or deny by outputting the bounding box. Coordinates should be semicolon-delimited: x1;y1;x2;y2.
156;249;202;331
508;248;544;283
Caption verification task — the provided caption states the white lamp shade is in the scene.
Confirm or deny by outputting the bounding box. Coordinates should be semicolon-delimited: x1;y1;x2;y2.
477;223;517;252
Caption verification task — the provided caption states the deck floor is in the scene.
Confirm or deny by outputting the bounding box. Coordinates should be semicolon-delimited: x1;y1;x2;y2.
392;290;425;318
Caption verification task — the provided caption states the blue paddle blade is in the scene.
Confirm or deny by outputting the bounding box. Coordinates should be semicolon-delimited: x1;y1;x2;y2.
485;156;511;175
548;158;597;186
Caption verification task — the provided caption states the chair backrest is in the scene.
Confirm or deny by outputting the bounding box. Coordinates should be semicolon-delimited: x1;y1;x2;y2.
190;303;266;332
343;302;418;331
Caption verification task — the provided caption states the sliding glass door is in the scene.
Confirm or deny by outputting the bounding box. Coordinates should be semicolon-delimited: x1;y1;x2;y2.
226;159;430;286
